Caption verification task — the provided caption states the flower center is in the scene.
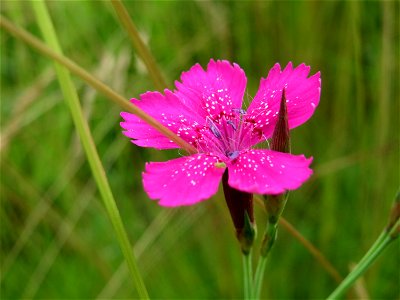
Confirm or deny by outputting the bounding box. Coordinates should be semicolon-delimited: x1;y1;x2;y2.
195;109;262;160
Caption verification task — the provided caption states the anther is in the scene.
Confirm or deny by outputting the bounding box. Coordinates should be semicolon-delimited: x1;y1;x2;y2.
207;117;222;139
227;120;237;130
232;108;247;115
227;150;240;160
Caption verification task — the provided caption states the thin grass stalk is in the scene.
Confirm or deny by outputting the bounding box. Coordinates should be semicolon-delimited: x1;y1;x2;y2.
110;0;167;90
30;2;149;298
0;15;196;155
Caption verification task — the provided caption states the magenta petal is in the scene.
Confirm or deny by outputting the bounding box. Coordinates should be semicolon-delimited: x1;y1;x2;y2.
175;59;247;119
120;90;203;149
143;154;225;206
246;62;321;139
227;150;313;195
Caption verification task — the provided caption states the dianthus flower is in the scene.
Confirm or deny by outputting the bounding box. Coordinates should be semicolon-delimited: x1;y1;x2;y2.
121;60;321;206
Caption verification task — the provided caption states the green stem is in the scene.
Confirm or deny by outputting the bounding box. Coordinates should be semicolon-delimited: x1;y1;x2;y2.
0;15;197;155
110;0;167;91
327;232;393;300
31;2;149;298
253;221;276;298
252;255;268;299
242;253;253;299
251;193;287;299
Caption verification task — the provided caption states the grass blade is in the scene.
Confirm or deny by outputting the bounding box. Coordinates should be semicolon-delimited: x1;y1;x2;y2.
30;1;149;298
110;0;168;90
0;15;196;154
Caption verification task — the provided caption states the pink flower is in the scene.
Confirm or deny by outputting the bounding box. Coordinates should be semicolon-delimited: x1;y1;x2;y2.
121;60;321;206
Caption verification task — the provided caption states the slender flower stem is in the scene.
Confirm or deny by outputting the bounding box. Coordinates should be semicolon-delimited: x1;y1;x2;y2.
252;193;287;298
327;232;395;299
0;15;197;155
110;0;167;91
31;2;149;298
242;253;253;299
252;255;268;299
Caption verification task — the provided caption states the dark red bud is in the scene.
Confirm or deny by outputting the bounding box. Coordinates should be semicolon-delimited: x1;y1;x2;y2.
222;170;255;254
271;89;290;153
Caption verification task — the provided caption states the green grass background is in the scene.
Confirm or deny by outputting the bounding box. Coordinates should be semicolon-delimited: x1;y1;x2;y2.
1;1;399;299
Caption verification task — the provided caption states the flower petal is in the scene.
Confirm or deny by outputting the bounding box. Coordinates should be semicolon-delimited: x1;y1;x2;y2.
175;59;247;119
227;149;313;195
143;154;225;206
246;62;321;139
121;90;203;149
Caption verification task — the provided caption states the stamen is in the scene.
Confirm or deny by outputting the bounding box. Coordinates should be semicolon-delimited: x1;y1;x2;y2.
227;150;240;160
227;120;237;130
207;117;222;139
232;108;247;115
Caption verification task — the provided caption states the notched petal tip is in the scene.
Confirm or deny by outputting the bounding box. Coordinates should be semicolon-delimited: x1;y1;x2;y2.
273;62;282;70
129;97;141;104
120;111;134;121
283;61;293;71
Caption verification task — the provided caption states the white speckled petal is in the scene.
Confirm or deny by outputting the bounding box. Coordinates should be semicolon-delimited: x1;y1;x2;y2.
175;59;247;119
143;154;225;206
246;62;321;140
120;90;203;150
227;149;313;195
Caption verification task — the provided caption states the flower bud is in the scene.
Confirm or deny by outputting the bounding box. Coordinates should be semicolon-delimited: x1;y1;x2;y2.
222;171;256;255
264;89;291;217
271;88;290;153
261;89;291;256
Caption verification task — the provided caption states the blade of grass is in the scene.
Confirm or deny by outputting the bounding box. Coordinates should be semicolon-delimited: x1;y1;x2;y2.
31;2;149;298
110;0;167;90
0;15;196;155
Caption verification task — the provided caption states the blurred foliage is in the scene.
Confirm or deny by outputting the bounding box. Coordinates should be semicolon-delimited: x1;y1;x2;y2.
1;1;399;299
